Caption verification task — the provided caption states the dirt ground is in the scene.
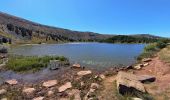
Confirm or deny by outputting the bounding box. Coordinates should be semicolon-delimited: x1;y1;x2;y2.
134;57;170;100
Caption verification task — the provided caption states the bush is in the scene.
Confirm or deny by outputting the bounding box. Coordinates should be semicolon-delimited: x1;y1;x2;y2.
156;41;167;49
6;55;68;72
0;46;8;53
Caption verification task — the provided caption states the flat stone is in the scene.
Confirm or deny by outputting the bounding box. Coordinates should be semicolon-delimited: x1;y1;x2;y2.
58;82;72;92
142;58;152;62
116;71;146;95
23;87;35;94
77;70;92;76
132;98;143;100
143;63;149;67
137;75;156;83
99;74;106;79
72;63;81;68
0;89;6;95
42;80;57;88
32;97;44;100
133;64;143;70
5;79;18;85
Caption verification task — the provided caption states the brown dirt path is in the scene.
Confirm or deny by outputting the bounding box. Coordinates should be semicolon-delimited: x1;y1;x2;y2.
134;57;170;100
98;76;119;100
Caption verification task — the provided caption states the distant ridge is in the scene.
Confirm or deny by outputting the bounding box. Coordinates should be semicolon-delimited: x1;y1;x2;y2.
0;12;163;44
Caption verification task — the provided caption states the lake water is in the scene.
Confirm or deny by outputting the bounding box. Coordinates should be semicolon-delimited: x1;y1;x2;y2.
11;43;145;70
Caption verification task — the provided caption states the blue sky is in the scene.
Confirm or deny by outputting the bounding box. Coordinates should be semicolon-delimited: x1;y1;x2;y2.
0;0;170;37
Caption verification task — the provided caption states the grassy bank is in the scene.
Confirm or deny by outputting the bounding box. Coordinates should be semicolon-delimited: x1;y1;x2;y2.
137;40;169;60
159;45;170;63
6;55;68;72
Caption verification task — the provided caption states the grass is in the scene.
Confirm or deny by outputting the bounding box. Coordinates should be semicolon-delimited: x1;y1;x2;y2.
159;45;170;63
6;55;68;72
137;41;168;60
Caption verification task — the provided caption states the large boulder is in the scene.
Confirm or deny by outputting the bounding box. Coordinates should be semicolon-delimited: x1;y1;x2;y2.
77;70;92;76
58;82;72;92
116;71;146;95
42;80;57;88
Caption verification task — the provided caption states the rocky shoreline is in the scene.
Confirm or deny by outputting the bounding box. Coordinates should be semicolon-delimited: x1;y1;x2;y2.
0;53;161;100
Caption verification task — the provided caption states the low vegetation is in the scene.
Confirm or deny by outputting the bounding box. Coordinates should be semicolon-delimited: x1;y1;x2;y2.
137;39;170;60
6;55;68;72
159;45;170;63
100;35;159;43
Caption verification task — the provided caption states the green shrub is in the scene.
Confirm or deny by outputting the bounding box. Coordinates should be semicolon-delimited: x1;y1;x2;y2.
138;40;168;60
156;41;167;49
6;55;68;72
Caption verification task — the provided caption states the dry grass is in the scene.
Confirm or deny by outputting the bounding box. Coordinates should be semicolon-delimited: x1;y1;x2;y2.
159;45;170;63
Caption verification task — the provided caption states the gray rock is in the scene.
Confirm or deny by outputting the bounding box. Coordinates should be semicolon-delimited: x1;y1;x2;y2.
48;60;60;70
116;71;146;95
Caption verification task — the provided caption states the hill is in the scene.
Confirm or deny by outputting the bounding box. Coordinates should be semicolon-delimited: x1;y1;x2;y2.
0;12;112;44
0;12;164;44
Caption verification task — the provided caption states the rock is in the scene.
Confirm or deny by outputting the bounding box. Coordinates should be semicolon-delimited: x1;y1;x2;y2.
142;58;152;62
80;82;84;86
0;89;6;95
84;88;96;100
99;74;106;79
32;96;44;100
42;80;57;88
137;75;156;83
48;60;60;70
116;71;146;95
47;90;54;96
133;64;143;70
1;98;7;100
67;89;81;100
126;65;133;69
90;83;99;89
132;98;143;100
72;63;81;68
5;79;18;85
77;70;92;76
143;63;149;67
58;82;72;92
23;87;35;94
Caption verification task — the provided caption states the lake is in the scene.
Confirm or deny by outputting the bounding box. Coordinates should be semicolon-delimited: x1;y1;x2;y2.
11;43;145;70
